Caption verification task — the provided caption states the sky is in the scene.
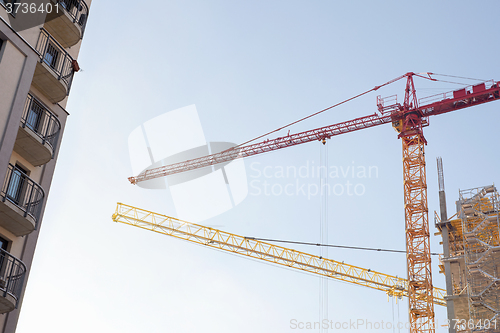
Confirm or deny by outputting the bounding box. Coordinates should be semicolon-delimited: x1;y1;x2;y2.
14;1;500;332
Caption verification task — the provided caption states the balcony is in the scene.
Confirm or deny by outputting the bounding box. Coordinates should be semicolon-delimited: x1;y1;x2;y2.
0;164;45;236
14;94;61;167
44;0;89;48
32;29;75;103
0;249;26;314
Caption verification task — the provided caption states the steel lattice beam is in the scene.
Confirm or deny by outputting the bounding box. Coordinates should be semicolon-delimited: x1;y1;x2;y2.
128;112;394;184
402;134;435;333
399;74;435;333
112;202;447;306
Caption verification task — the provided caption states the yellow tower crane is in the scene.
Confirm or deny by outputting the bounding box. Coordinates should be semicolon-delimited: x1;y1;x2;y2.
112;203;447;307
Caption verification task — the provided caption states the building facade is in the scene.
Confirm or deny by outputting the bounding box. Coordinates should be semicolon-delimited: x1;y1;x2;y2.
0;0;91;331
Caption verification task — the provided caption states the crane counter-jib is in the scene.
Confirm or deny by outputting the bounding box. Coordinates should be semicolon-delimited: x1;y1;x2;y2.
112;202;447;307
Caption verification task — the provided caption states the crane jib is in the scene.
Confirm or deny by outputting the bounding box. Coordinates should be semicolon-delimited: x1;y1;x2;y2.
112;203;447;306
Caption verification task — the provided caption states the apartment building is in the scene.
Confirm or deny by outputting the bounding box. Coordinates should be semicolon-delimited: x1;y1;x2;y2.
0;0;91;331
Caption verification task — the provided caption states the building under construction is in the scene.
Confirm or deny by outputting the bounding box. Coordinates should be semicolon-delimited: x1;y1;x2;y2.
436;168;500;333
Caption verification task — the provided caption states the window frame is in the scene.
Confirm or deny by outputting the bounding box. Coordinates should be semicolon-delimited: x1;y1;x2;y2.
26;98;45;133
0;0;20;18
0;38;4;62
6;164;29;206
0;236;8;252
0;235;9;287
43;42;60;70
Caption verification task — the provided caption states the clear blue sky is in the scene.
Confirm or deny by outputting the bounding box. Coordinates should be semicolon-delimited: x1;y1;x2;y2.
16;1;500;332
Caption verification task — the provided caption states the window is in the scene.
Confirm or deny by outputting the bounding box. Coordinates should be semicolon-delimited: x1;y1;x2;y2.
78;13;87;26
6;164;28;205
0;235;8;287
0;0;19;12
0;236;8;252
26;99;44;133
43;43;59;69
59;0;75;11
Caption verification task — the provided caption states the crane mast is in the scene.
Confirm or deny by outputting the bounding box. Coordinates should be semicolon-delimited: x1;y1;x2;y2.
112;202;447;306
398;75;434;333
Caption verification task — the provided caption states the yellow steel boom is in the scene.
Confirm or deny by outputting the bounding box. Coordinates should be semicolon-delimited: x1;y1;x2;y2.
112;203;446;306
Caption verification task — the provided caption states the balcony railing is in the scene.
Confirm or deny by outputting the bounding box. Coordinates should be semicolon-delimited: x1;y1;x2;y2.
55;0;89;36
0;248;26;311
0;164;45;228
35;28;75;96
21;94;61;154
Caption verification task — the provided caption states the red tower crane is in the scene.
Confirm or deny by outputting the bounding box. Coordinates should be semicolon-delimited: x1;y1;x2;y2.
128;73;500;333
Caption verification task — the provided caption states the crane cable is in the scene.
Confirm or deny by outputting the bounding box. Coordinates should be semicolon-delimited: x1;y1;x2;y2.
228;75;411;151
392;296;396;333
429;73;489;86
244;237;441;256
319;140;328;331
431;73;487;82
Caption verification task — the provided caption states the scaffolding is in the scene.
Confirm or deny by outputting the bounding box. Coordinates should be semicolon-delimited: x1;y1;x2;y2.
459;185;500;332
436;184;500;333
